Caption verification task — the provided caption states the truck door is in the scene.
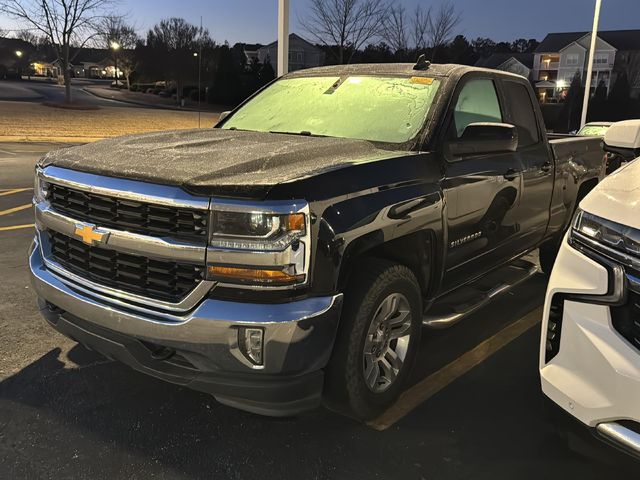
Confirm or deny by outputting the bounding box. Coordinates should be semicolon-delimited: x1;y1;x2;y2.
440;75;526;290
498;78;554;250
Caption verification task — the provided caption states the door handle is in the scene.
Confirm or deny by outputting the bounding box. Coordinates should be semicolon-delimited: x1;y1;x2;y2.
503;169;519;181
540;161;552;173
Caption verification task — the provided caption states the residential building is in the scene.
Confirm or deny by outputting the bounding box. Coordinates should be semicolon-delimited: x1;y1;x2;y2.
240;43;262;67
258;33;324;73
475;53;534;79
533;29;640;103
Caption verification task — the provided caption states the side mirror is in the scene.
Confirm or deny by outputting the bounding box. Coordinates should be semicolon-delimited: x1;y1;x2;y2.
217;110;232;123
448;122;518;157
603;120;640;159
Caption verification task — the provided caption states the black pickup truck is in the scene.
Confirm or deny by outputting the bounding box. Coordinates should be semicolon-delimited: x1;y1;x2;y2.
30;63;604;419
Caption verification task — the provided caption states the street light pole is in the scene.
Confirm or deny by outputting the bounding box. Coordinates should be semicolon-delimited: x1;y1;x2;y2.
110;41;120;85
580;0;602;129
15;50;23;77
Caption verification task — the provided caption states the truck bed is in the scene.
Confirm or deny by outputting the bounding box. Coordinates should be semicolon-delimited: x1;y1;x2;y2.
548;135;604;172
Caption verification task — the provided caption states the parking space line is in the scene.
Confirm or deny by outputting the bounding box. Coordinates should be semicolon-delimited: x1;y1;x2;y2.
0;188;32;197
368;306;543;431
0;204;32;216
0;223;35;232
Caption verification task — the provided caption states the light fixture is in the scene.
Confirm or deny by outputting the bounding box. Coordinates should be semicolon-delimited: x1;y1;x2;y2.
238;327;264;365
110;41;120;51
15;50;23;58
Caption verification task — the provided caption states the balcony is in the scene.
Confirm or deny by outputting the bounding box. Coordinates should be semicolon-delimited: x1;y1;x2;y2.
539;61;560;70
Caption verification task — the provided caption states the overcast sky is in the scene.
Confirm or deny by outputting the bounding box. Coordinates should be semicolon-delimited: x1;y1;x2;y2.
2;0;640;45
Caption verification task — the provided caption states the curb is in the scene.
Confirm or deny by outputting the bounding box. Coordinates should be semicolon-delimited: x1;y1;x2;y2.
0;135;102;143
82;87;224;113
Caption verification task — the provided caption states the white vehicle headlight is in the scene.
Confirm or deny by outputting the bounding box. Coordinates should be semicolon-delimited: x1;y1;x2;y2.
206;203;310;288
572;209;640;257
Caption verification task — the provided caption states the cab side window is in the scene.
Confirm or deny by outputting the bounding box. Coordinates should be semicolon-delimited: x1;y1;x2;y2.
502;80;540;148
453;79;503;137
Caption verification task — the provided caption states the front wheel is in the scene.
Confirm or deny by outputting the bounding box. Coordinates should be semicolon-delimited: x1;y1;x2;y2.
324;260;422;420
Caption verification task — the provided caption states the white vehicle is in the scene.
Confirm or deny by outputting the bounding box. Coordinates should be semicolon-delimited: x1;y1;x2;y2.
540;120;640;458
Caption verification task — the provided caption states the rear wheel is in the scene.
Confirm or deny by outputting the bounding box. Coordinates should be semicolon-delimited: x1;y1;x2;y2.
324;259;422;420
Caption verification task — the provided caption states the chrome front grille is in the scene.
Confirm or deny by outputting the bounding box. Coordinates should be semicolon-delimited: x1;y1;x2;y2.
36;166;213;308
48;231;204;303
611;281;640;352
49;183;208;242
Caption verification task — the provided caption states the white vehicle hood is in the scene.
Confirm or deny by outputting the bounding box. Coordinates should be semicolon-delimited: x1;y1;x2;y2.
580;158;640;229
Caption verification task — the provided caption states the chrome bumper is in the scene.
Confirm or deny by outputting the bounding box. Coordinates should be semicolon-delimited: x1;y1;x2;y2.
29;239;343;376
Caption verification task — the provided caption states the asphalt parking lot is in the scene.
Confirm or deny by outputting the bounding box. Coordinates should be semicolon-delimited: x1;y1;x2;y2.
0;142;636;479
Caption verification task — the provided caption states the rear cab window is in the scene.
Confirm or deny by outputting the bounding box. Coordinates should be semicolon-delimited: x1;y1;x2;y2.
502;80;540;148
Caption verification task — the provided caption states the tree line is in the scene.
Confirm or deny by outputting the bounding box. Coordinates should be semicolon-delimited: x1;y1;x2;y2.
1;0;540;106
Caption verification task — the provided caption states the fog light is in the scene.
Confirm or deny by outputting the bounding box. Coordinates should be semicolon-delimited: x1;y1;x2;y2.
239;327;264;366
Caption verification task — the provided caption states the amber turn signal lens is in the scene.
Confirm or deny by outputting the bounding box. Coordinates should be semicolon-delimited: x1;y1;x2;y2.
286;213;305;232
207;266;305;285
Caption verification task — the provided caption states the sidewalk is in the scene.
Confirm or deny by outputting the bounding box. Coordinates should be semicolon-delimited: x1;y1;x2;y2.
84;85;228;112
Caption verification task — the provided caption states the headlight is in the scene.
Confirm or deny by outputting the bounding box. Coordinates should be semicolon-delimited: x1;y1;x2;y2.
572;209;640;256
206;202;310;288
210;211;306;251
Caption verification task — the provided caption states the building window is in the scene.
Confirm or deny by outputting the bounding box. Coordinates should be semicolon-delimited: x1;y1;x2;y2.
593;53;608;65
565;53;579;66
289;51;304;63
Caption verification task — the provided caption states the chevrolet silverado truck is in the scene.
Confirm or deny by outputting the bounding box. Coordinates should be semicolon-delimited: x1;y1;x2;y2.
30;63;604;420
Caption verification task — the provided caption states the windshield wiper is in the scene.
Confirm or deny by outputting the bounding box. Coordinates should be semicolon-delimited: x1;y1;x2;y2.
269;130;326;137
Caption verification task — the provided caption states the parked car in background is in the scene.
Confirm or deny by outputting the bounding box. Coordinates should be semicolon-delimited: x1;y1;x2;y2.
540;119;640;459
30;63;605;420
601;120;640;174
576;122;613;137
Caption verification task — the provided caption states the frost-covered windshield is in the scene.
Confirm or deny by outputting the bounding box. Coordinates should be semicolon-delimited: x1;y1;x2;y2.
222;75;441;144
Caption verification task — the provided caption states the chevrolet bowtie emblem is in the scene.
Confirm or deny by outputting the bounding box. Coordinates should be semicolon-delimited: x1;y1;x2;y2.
74;224;109;246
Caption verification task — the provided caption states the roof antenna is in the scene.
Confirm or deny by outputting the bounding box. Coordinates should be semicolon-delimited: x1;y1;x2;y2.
413;54;431;71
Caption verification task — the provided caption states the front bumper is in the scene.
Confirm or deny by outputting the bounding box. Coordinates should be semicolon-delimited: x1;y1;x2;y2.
540;233;640;457
29;238;343;416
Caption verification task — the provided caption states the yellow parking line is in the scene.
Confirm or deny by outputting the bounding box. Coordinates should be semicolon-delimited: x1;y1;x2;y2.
368;306;543;431
0;223;35;232
0;188;32;197
0;204;32;216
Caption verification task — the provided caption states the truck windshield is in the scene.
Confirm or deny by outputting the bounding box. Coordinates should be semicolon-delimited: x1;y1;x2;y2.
222;75;441;144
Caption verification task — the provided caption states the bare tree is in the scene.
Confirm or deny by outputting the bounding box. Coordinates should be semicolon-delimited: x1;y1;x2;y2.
382;4;408;53
300;0;389;64
16;29;39;45
145;18;210;103
426;1;462;61
0;0;115;103
412;5;431;52
100;16;139;89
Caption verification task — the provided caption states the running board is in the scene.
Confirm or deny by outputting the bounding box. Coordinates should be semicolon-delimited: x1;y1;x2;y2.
423;260;539;329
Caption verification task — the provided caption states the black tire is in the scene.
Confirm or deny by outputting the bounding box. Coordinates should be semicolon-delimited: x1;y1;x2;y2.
324;259;423;420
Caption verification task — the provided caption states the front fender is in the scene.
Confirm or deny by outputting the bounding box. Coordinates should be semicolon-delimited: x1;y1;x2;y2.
312;184;444;296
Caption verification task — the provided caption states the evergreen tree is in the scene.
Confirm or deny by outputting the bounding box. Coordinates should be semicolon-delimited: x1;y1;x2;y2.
606;72;632;121
558;73;583;132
